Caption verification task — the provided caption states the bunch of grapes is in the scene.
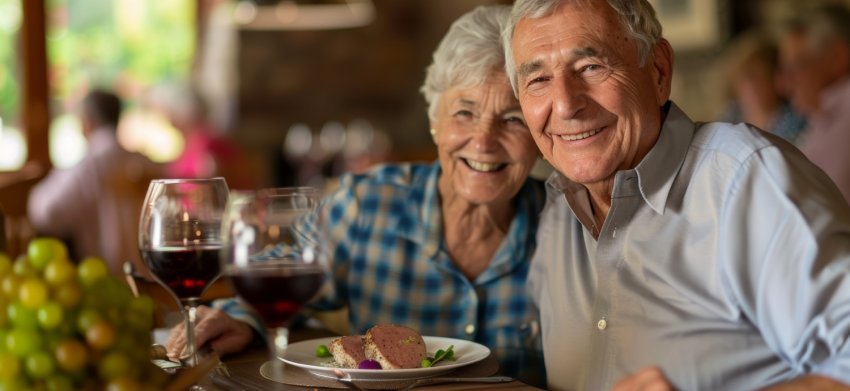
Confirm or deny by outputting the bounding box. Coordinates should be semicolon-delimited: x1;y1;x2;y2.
0;237;168;391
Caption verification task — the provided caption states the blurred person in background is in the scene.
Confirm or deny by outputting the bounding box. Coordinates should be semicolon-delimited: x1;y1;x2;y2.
28;89;162;275
777;2;850;203
165;5;547;384
719;30;806;144
150;83;256;190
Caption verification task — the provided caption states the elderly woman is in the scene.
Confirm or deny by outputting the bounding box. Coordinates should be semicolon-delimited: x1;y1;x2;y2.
166;4;544;377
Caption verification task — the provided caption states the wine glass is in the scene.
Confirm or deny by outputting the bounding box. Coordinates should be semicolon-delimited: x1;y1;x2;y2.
220;187;328;360
138;177;229;378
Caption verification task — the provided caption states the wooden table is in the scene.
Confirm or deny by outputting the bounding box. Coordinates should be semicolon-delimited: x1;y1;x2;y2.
196;328;544;391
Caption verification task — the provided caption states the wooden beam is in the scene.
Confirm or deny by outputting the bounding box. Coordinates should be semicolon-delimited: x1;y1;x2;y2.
20;0;50;168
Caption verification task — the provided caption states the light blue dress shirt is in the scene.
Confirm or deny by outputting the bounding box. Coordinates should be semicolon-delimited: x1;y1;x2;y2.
530;102;850;390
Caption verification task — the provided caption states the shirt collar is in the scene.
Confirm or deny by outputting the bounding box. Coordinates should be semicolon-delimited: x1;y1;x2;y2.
634;102;695;215
418;161;443;258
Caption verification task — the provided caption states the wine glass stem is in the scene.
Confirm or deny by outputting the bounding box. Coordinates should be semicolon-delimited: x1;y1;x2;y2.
272;326;289;360
182;298;201;367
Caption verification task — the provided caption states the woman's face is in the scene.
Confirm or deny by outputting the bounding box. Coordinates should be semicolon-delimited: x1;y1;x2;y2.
432;70;539;206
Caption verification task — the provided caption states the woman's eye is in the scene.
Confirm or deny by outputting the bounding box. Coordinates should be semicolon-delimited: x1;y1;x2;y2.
505;116;527;127
454;110;474;118
527;76;549;87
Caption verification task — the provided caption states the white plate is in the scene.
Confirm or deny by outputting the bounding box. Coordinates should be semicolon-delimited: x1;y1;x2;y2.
281;336;490;380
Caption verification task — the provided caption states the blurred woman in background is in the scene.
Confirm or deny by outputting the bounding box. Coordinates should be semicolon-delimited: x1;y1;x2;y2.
718;30;806;144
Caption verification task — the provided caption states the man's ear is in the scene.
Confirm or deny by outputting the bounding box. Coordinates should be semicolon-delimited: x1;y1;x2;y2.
651;38;674;105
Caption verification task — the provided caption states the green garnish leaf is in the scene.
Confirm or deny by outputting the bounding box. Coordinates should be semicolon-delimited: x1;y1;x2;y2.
427;345;454;367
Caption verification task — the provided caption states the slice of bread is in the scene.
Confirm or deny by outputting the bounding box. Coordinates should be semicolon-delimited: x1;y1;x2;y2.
328;335;366;369
363;324;426;369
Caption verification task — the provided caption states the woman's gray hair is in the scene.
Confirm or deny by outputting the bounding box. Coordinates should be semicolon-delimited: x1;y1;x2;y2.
503;0;663;93
420;5;512;121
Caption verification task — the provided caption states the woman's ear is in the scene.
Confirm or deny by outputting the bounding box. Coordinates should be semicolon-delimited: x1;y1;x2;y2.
430;128;437;143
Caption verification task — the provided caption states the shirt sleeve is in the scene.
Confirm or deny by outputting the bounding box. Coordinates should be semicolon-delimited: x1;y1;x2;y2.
307;173;360;313
27;161;95;236
720;143;850;381
211;297;267;341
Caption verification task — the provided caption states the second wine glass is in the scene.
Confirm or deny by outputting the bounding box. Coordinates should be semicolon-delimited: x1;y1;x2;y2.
220;187;328;360
138;177;229;376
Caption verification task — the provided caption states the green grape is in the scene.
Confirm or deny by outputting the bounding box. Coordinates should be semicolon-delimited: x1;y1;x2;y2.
77;257;108;287
0;275;21;298
43;259;75;286
0;352;20;379
76;308;103;334
0;253;12;278
0;298;8;328
0;377;30;391
126;296;155;332
53;339;88;373
97;351;133;381
0;331;7;353
12;257;37;278
19;278;49;309
25;350;55;379
105;278;133;304
6;328;42;357
53;282;82;309
44;374;74;391
8;302;39;329
27;238;68;270
85;320;117;351
37;302;64;330
105;376;142;391
51;318;76;340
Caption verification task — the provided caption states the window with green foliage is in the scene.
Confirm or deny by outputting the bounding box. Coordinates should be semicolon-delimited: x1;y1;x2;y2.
46;0;195;167
0;0;24;170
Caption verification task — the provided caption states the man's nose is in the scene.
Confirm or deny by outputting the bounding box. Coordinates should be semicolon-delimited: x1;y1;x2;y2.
552;77;586;119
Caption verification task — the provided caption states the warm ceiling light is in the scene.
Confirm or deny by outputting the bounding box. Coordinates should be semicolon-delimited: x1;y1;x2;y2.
235;0;375;31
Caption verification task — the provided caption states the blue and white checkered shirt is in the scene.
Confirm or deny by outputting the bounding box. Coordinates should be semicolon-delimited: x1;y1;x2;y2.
217;161;545;352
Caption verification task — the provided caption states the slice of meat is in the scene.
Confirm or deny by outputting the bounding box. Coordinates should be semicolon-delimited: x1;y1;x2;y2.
364;324;426;369
328;335;366;369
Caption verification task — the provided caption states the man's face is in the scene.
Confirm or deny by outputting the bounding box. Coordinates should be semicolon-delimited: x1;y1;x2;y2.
511;1;671;188
778;32;839;116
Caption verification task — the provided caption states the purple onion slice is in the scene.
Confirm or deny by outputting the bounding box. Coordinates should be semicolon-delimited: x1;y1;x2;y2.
357;359;382;370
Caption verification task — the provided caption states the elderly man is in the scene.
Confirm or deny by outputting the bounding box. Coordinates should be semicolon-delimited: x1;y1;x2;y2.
504;0;850;390
777;3;850;205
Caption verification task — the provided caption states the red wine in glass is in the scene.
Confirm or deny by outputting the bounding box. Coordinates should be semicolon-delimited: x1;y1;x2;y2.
221;187;326;361
138;177;228;388
227;262;325;328
142;245;223;300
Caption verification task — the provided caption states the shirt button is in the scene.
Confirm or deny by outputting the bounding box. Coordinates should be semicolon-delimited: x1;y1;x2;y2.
597;319;607;331
465;324;476;335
